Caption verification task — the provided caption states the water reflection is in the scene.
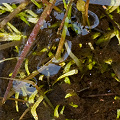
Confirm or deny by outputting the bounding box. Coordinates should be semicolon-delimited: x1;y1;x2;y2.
1;0;120;6
38;63;61;76
72;4;99;35
0;0;25;4
13;80;36;96
52;40;72;63
38;41;72;76
83;0;120;6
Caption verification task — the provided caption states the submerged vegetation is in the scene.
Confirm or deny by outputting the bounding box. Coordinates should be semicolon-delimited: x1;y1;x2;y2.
0;0;120;119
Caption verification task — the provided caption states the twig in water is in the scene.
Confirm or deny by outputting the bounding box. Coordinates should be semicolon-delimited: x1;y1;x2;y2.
57;0;74;34
0;96;27;103
2;0;56;104
19;107;31;120
84;0;90;26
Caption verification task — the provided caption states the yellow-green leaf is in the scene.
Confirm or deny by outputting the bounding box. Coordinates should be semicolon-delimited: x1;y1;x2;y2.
76;0;85;12
117;109;120;119
54;105;60;118
60;106;65;115
28;90;38;103
31;95;43;120
69;102;78;108
25;59;30;75
15;92;19;112
53;69;78;85
65;93;73;98
64;77;71;84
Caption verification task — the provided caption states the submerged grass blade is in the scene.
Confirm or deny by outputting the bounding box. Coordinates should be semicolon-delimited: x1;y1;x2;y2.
54;105;60;118
28;90;38;103
0;33;25;41
117;109;120;119
60;106;65;115
55;0;73;59
31;95;43;120
0;57;18;63
53;69;78;85
15;92;19;112
63;61;74;73
2;0;56;104
0;1;30;29
2;3;13;12
31;0;42;8
96;30;116;46
65;41;82;71
25;10;38;18
25;59;30;75
7;22;21;34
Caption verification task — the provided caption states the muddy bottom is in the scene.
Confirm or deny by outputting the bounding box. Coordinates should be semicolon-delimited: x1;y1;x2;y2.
1;52;120;120
0;1;120;120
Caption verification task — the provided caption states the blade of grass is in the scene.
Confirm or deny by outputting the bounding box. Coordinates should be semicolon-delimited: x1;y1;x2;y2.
0;57;18;63
55;0;73;59
65;41;82;71
85;0;90;26
57;0;74;34
1;76;54;109
31;95;43;120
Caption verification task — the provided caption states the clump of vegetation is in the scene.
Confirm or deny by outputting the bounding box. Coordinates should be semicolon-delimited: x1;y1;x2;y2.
0;0;120;119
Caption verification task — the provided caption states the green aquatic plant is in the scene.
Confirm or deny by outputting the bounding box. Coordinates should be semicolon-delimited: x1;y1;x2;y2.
2;0;56;103
54;105;65;118
0;22;26;41
0;1;96;119
31;95;43;120
1;0;120;119
53;69;78;85
55;0;73;59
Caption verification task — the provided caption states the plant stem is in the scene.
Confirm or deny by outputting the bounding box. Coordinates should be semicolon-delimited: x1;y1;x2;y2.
84;0;90;26
0;96;27;103
2;0;56;104
57;0;74;34
19;107;30;120
55;0;73;60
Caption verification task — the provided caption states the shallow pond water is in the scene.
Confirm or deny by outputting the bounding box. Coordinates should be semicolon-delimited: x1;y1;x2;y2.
84;0;120;6
0;0;25;4
0;1;120;120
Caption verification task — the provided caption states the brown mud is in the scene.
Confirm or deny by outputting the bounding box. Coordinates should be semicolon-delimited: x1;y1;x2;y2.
0;1;120;120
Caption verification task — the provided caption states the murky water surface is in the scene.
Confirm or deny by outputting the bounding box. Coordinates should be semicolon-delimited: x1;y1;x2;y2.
84;0;120;6
0;0;120;119
0;0;25;4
